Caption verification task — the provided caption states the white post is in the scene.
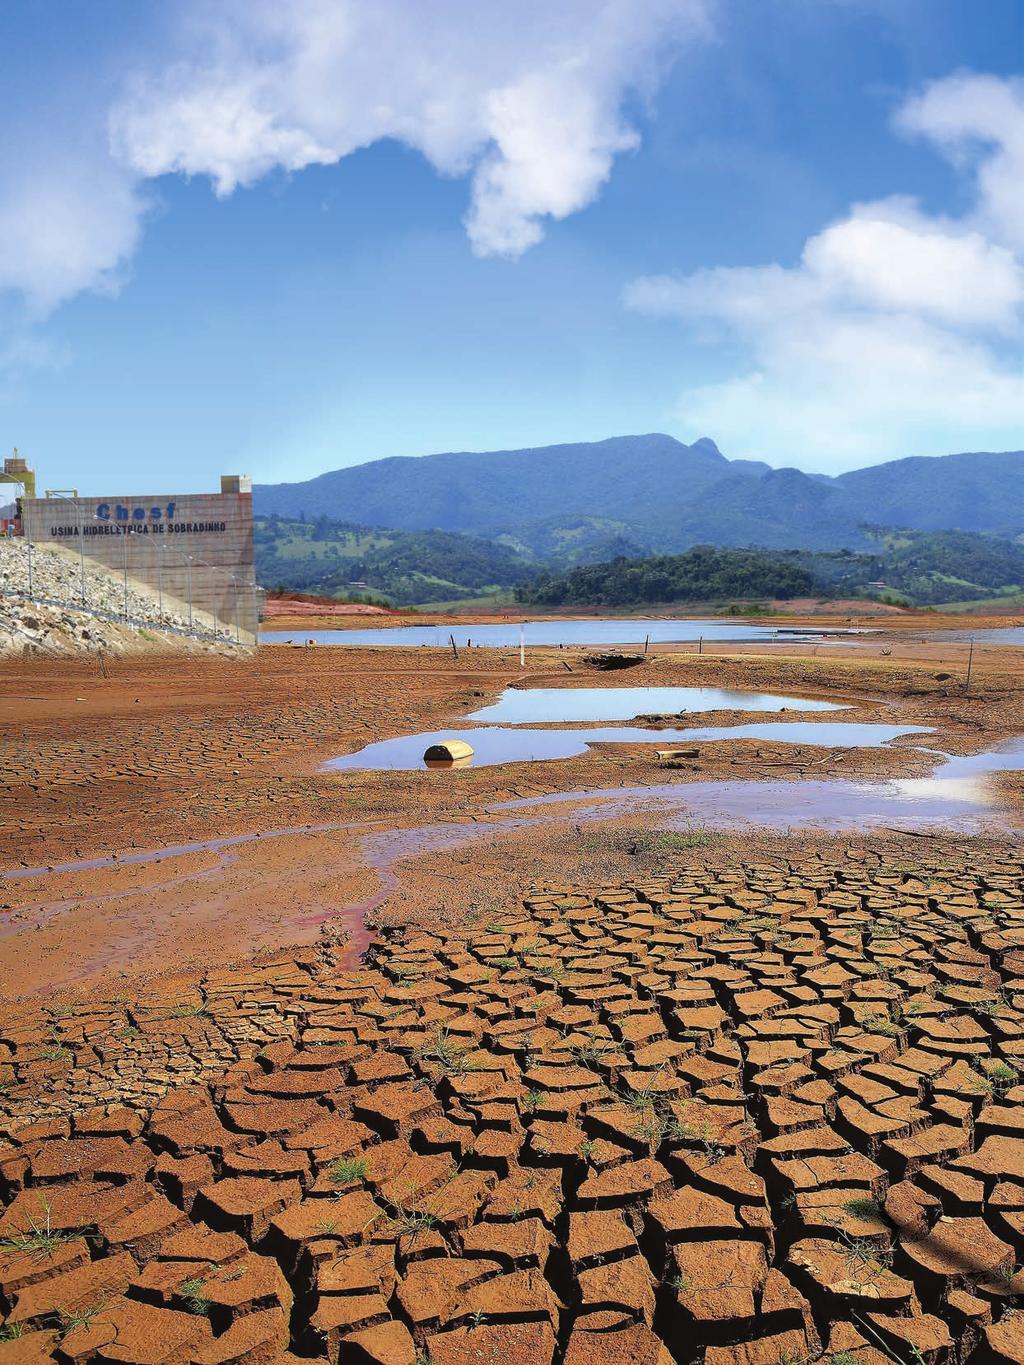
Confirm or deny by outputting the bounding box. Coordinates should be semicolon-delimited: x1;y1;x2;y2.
122;528;129;619
186;555;193;632
157;543;163;616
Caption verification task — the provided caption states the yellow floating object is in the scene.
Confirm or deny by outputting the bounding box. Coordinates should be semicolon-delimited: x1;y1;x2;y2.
423;739;475;764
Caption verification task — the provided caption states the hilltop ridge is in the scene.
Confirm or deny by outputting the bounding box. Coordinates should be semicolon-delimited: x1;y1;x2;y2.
255;436;1024;556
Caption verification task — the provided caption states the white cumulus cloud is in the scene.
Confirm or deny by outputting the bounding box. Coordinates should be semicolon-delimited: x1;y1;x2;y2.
109;0;709;259
626;73;1024;470
0;0;709;317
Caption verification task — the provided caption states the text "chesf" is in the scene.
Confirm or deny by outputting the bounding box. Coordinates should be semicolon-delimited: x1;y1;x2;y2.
97;502;177;523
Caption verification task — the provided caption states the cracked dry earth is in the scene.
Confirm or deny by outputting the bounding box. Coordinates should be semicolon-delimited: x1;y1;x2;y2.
2;844;1024;1364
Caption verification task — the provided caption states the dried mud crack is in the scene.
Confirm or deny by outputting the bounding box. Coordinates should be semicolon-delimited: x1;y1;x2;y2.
1;842;1023;1363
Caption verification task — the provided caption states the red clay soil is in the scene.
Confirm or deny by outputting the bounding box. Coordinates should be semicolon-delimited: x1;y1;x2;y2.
263;594;395;617
2;637;1024;1360
1;837;1023;1362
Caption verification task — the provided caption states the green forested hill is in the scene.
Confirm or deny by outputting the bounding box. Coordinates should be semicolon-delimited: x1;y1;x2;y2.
257;512;1024;610
255;514;537;606
518;547;817;606
517;530;1024;608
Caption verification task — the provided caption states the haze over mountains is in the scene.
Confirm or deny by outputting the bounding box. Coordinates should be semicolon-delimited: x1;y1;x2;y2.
255;434;1024;563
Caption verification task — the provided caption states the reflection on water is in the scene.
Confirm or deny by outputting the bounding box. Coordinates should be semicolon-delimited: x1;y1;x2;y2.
467;686;845;724
326;721;932;772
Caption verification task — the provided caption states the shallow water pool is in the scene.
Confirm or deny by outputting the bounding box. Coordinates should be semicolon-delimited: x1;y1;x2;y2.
491;738;1024;833
467;686;845;724
326;721;931;772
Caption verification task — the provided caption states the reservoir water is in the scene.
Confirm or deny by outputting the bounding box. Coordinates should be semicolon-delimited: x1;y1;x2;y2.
262;618;874;648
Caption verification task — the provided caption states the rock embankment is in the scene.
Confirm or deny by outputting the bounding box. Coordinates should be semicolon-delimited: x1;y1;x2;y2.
0;538;235;654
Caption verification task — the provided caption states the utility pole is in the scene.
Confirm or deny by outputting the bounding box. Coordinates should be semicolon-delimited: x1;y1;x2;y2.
965;638;975;694
76;498;86;606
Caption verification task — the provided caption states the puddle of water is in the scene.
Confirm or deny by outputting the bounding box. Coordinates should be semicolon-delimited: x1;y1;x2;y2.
490;738;1024;833
926;627;1024;647
262;619;877;648
325;722;932;772
467;686;846;724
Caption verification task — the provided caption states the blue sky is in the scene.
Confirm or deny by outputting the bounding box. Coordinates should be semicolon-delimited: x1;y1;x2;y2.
1;0;1022;494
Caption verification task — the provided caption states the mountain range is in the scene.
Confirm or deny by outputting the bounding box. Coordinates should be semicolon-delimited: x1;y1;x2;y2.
255;434;1024;562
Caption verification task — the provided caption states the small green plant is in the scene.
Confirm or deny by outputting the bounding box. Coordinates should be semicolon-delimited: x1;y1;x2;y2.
56;1301;107;1336
522;1089;543;1111
532;961;564;980
0;1203;75;1259
415;1027;478;1077
667;1273;691;1292
840;1232;892;1280
829;1354;859;1365
391;962;424;980
178;1277;211;1315
977;990;1010;1018
633;1113;668;1146
168;1003;207;1019
468;1310;487;1328
40;1044;73;1062
989;1060;1017;1092
844;1196;882;1219
328;1155;369;1184
578;1139;598;1161
386;1206;437;1237
496;956;517;970
0;1323;23;1341
570;1040;613;1065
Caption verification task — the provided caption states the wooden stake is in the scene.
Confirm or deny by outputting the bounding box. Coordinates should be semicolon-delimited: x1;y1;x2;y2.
965;638;974;693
